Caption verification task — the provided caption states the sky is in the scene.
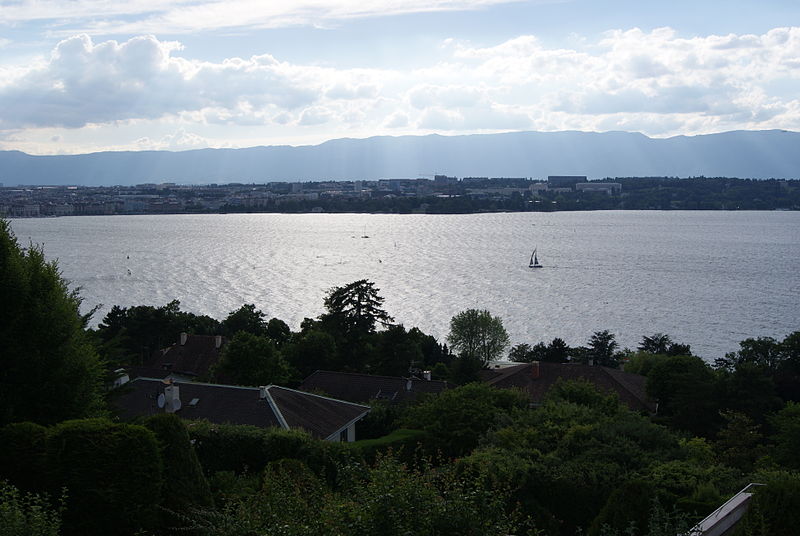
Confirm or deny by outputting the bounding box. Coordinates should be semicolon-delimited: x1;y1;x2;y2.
1;0;799;155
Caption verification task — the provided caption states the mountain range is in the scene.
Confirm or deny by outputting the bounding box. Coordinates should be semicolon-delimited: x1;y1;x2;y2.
1;129;798;186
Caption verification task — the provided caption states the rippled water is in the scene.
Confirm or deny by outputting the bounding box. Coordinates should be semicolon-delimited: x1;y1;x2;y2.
10;211;799;361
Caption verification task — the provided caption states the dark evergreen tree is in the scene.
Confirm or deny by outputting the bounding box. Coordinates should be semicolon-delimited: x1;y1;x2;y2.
0;220;104;425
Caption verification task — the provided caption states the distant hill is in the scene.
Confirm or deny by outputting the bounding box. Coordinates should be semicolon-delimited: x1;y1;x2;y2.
1;129;798;186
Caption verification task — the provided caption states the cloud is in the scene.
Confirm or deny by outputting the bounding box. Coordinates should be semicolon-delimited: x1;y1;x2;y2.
0;0;529;34
3;26;800;152
0;34;322;129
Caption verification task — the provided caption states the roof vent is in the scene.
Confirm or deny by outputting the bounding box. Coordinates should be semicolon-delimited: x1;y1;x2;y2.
189;398;200;407
259;386;268;399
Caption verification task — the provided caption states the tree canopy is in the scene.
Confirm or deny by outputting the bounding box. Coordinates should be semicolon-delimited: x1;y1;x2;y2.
0;219;104;425
447;309;510;367
319;279;394;335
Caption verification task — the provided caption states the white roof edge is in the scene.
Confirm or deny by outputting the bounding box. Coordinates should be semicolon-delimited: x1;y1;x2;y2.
263;388;290;430
268;384;371;409
323;409;371;441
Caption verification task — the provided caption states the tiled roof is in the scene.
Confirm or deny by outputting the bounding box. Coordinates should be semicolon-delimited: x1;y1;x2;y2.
113;378;369;440
479;362;655;413
133;334;226;379
298;370;449;404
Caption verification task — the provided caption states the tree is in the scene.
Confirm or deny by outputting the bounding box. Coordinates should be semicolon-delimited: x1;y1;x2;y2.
639;333;672;355
319;279;393;335
211;332;290;386
508;343;536;363
447;309;510;367
587;330;621;368
222;303;267;337
0;219;104;425
282;329;339;378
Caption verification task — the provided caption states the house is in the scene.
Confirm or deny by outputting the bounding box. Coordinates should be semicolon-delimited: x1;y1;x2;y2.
479;361;656;413
299;370;449;404
133;332;226;381
113;377;370;442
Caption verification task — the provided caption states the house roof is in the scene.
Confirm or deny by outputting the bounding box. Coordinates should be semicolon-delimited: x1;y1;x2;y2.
113;378;370;440
479;361;656;413
132;334;226;380
298;370;449;404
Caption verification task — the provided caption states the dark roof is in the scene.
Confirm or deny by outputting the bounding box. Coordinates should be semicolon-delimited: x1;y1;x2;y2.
298;370;449;404
133;334;226;379
113;378;369;440
479;362;656;413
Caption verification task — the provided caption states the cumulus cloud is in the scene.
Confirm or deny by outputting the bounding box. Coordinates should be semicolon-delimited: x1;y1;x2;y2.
2;26;800;152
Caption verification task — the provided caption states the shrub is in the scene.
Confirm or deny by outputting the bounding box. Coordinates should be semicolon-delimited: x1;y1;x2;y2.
142;414;213;514
46;418;162;536
349;429;428;463
0;480;63;536
0;422;49;493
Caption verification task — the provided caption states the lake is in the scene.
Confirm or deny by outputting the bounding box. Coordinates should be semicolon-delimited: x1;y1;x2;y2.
9;211;799;361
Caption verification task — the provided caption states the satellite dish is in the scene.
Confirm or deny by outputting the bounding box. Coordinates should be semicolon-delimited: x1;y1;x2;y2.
157;393;165;408
172;398;182;412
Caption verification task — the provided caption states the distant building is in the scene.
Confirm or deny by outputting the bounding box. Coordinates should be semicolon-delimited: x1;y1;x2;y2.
576;182;622;195
547;176;587;189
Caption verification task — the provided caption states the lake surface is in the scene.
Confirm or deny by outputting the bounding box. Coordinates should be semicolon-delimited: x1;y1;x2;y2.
9;211;799;361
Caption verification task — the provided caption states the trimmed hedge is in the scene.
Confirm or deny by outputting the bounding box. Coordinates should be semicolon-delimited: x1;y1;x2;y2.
349;428;429;463
0;422;49;493
186;421;352;483
142;414;213;514
46;418;163;536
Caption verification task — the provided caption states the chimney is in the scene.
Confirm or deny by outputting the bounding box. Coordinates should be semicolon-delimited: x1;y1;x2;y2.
164;383;181;413
406;379;413;391
588;357;594;366
259;386;268;399
531;361;540;379
423;370;432;381
215;335;222;349
180;332;188;346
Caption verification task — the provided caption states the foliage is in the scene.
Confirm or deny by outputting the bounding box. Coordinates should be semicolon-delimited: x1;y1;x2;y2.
0;219;104;426
587;330;622;368
0;480;63;536
319;279;393;335
402;383;529;457
638;333;692;356
369;324;425;376
0;422;49;493
46;418;163;536
732;475;800;536
646;355;720;436
715;411;763;471
142;414;213;514
544;378;621;414
349;428;429;463
95;300;220;366
178;454;530;536
447;309;510;367
187;422;351;481
769;402;800;470
211;331;290;386
266;317;292;346
221;303;267;337
282;329;339;379
354;399;402;440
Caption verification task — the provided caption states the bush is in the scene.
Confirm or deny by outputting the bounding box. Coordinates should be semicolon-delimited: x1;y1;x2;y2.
46;418;163;536
0;480;63;536
349;429;428;463
733;475;800;536
187;422;352;483
142;414;213;514
0;422;49;493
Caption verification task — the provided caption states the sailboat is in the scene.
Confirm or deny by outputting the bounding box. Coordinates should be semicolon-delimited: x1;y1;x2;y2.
529;248;542;268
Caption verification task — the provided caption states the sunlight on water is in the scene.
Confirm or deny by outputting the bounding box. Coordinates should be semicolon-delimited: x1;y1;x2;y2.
10;211;800;361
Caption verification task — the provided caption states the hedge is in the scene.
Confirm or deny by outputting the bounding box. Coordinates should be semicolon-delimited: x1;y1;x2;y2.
46;418;163;536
